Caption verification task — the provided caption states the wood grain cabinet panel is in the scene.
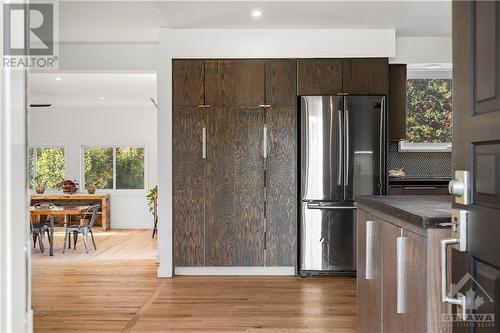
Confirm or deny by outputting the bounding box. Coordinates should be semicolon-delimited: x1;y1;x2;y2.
265;106;297;266
297;59;343;95
265;59;297;106
342;58;389;95
357;210;382;333
388;64;407;141
205;59;265;107
173;106;206;266
234;107;265;266
172;60;205;106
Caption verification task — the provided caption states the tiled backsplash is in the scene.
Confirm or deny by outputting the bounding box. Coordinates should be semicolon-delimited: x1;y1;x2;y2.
387;142;452;179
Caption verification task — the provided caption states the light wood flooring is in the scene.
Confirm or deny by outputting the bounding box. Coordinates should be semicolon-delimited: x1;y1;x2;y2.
32;229;356;333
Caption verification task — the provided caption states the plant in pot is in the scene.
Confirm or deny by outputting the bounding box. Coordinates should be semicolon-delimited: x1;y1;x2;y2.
34;175;45;194
86;184;96;194
56;179;79;194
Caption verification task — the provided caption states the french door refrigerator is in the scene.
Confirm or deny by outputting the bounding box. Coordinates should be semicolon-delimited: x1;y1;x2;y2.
299;95;386;275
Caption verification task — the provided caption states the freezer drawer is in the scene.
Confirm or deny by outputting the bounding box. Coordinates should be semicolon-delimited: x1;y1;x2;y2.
300;202;357;272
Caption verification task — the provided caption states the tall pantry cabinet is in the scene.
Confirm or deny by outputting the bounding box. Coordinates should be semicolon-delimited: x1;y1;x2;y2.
172;59;297;268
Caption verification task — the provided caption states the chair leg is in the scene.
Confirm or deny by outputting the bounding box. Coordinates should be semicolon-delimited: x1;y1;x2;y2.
73;231;78;249
33;233;38;248
63;229;69;254
45;229;53;248
68;232;72;249
82;231;89;254
38;233;45;253
90;229;97;250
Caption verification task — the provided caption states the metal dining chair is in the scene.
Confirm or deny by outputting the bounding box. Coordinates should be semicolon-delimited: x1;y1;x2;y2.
31;202;55;253
63;203;100;254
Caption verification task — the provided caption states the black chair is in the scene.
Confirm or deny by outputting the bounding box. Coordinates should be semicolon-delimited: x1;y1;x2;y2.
31;203;54;253
63;204;100;254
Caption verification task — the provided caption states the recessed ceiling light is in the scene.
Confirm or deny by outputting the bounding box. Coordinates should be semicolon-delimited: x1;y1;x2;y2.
99;96;105;100
251;10;262;18
55;77;62;81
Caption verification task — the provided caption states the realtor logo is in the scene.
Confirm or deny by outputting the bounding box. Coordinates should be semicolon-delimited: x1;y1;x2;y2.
3;2;58;69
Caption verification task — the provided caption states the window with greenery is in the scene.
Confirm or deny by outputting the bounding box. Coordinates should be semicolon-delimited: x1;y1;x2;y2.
406;79;453;143
29;147;65;189
83;146;145;190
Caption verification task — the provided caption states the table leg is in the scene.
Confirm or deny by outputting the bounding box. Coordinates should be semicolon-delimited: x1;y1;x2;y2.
49;216;55;256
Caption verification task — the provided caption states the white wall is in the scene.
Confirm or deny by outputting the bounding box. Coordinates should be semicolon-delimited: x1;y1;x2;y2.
391;36;452;64
28;104;158;228
157;28;396;277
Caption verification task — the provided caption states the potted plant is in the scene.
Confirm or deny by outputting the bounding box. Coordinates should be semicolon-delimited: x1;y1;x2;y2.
86;184;96;194
34;175;45;194
56;179;79;194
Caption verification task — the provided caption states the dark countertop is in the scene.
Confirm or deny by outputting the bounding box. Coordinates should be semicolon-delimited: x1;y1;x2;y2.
355;195;452;229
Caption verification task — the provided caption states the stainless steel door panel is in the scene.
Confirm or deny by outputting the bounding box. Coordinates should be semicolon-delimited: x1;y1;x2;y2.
300;202;356;271
344;96;385;200
300;96;343;201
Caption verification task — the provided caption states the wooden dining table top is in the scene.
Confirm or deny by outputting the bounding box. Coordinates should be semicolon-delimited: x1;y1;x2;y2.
30;205;89;215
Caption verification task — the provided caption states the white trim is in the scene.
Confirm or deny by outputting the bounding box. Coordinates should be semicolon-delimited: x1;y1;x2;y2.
174;267;296;276
398;141;452;153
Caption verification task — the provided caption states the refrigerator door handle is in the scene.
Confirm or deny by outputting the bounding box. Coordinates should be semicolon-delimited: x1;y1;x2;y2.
379;97;385;195
307;203;357;210
338;109;343;186
344;108;350;187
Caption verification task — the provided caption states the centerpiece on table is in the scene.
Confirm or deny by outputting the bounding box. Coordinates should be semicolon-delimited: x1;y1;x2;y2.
56;179;79;194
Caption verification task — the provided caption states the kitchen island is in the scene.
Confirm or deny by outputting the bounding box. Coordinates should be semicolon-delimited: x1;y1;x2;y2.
355;195;452;333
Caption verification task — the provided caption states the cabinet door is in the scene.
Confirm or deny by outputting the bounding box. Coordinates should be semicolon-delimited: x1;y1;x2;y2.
357;209;382;333
388;64;407;140
383;222;426;333
297;59;343;95
265;59;297;106
265;106;297;266
173;106;205;266
343;58;389;95
173;60;205;106
205;59;265;107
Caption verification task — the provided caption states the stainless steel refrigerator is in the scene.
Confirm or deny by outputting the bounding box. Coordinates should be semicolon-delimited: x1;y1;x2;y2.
299;95;386;275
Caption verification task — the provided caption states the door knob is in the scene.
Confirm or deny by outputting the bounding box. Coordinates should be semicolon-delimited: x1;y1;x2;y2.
448;179;464;196
449;170;470;205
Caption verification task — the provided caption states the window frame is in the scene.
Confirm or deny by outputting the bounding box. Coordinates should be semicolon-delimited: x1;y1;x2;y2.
400;68;453;152
81;144;148;193
28;144;67;191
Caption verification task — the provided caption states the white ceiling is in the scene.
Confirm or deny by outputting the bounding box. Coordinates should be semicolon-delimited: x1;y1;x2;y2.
29;73;157;107
57;1;451;43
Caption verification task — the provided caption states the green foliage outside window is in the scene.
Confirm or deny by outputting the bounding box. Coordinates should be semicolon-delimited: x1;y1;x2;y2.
406;79;453;143
29;147;65;188
84;147;113;189
116;147;145;189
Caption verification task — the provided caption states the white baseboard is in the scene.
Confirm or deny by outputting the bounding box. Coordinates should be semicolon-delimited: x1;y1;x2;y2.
175;266;296;276
157;265;173;278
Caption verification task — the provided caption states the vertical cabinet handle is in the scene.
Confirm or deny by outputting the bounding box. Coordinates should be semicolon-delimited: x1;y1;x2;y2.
397;236;408;314
365;220;375;280
441;238;467;316
202;128;207;159
263;125;268;158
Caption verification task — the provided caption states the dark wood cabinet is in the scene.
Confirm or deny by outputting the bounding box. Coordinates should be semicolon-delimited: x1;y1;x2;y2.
172;60;205;106
388;64;407;141
342;58;389;95
173;59;296;268
297;59;343;95
357;205;451;333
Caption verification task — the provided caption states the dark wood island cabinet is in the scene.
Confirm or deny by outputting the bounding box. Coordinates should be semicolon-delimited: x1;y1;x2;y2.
356;195;452;333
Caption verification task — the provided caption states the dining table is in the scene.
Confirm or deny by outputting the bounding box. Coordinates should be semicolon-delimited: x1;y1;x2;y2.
30;205;89;256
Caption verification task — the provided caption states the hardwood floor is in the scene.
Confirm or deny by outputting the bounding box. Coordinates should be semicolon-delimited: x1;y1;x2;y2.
32;229;356;333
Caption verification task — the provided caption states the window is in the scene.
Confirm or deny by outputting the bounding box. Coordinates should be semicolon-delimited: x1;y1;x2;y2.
83;146;145;190
29;147;65;189
400;77;453;152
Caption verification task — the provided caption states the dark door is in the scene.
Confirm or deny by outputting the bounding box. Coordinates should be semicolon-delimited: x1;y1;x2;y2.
297;59;343;95
344;96;385;201
204;60;266;266
265;59;297;266
450;1;500;330
172;60;206;266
